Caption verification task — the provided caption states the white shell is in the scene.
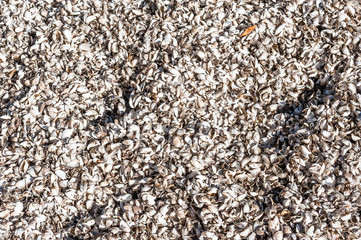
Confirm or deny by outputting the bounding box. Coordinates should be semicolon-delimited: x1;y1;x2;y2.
55;170;67;180
63;29;73;42
13;202;24;216
194;66;206;74
61;129;74;139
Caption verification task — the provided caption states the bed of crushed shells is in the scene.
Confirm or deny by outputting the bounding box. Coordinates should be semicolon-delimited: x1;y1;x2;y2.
1;0;361;239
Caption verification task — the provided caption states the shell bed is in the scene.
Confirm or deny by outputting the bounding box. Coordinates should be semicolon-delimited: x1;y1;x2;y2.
1;0;361;239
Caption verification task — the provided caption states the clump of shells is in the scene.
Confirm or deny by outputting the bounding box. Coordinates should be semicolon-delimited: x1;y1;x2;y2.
1;0;361;239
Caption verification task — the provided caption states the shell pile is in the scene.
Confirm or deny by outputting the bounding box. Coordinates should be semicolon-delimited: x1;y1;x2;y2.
1;0;361;239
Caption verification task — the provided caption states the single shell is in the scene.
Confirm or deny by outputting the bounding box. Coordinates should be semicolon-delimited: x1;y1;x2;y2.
197;121;211;134
172;136;182;148
55;170;67;180
194;66;206;74
63;29;73;42
273;231;283;240
300;145;311;156
61;129;74;140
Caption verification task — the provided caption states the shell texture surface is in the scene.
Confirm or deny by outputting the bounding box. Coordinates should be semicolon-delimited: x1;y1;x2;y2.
1;0;361;239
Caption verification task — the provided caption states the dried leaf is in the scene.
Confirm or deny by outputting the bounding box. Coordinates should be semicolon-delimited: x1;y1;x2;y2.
8;69;16;77
241;26;256;37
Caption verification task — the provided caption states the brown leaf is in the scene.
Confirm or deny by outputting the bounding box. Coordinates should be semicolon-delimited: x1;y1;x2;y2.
241;26;256;37
8;69;16;78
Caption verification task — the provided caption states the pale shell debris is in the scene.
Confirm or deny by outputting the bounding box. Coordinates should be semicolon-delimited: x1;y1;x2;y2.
0;0;361;239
